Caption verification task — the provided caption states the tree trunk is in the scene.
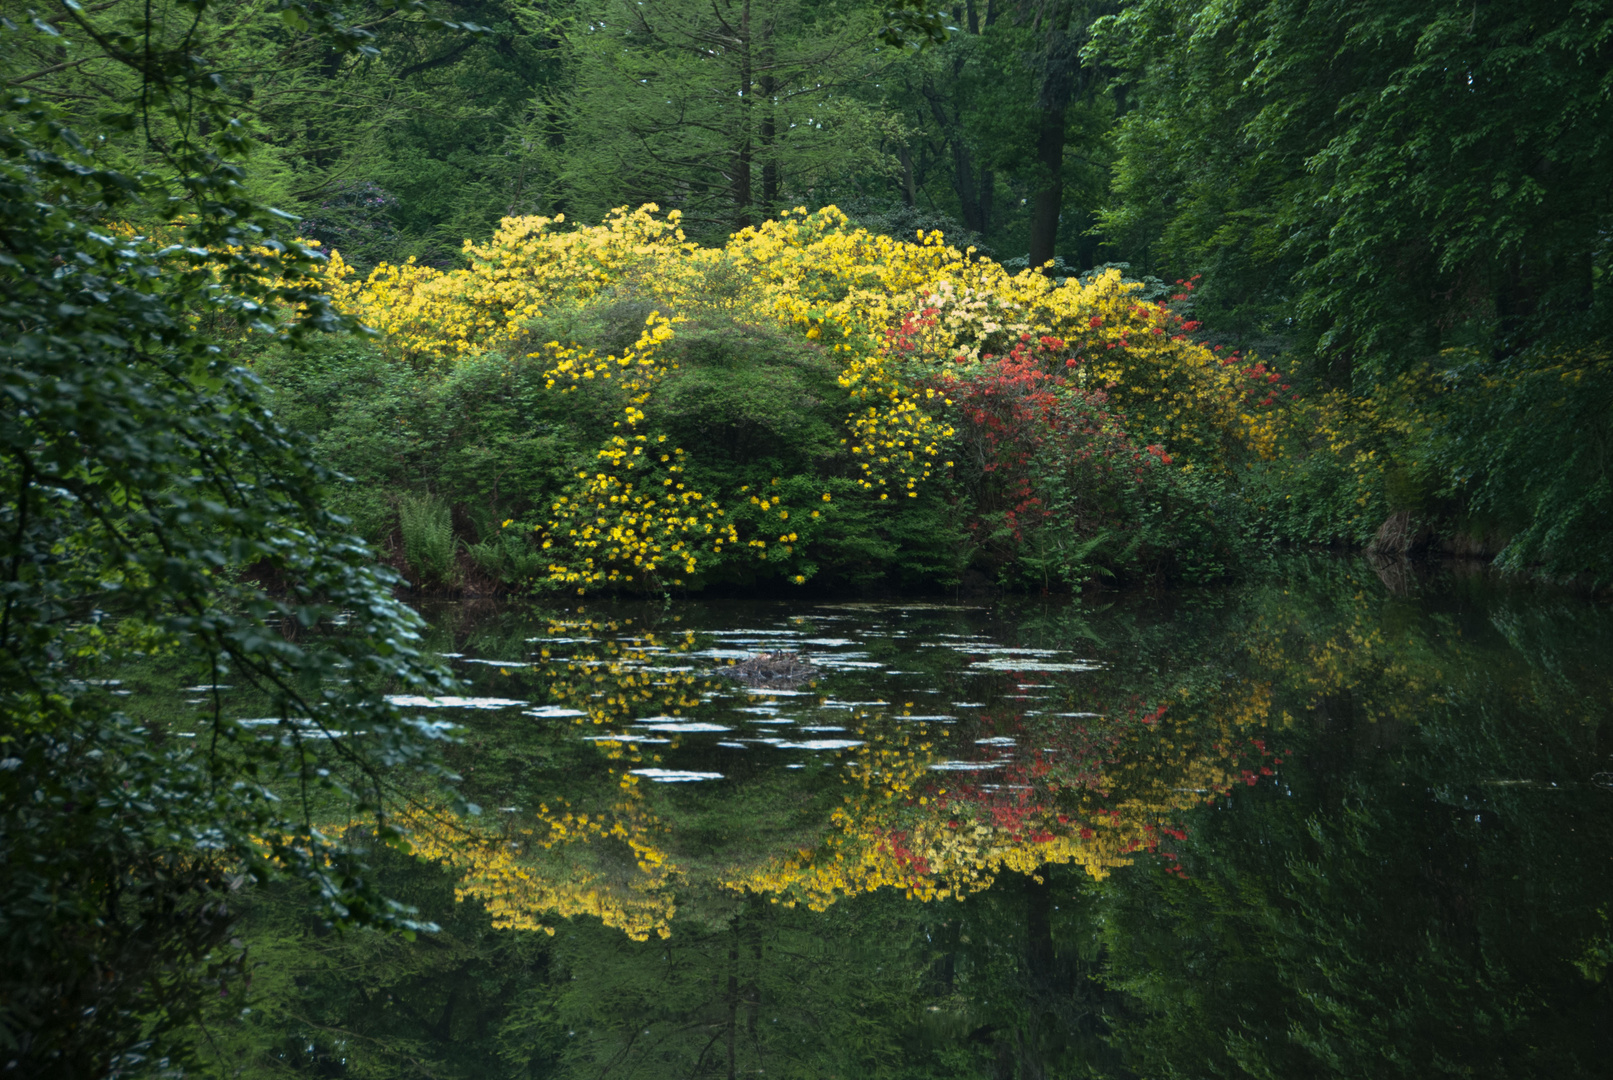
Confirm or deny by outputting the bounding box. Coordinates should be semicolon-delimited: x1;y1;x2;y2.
978;167;994;237
899;145;917;207
761;71;779;216
1027;105;1065;273
734;0;754;231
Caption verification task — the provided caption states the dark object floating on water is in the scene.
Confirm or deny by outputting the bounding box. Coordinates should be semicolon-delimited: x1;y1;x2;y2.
723;651;823;687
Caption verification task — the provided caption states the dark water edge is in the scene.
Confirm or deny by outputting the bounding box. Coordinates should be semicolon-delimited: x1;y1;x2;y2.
182;555;1613;1078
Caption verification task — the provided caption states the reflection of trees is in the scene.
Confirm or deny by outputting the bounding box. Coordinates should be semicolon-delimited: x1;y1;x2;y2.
1101;562;1613;1079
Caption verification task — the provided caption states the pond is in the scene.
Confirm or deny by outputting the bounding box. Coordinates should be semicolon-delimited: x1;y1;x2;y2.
190;557;1613;1076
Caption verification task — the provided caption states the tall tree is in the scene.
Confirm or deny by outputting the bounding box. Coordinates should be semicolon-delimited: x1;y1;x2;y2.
555;0;894;236
1092;0;1613;380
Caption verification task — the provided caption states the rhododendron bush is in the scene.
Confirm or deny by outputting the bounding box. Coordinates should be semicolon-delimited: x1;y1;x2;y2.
306;205;1289;592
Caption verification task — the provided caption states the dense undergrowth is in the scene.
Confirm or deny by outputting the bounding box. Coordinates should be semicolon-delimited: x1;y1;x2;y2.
256;205;1613;595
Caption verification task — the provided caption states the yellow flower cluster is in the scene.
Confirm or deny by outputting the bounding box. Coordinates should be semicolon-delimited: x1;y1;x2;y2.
532;312;744;588
540;440;734;590
322;205;692;365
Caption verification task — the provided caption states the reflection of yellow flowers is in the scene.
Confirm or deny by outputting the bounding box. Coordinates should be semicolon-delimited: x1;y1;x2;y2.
724;682;1286;912
352;643;1289;940
398;784;679;942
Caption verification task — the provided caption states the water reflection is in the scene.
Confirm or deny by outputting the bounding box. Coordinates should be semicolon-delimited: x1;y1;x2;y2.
186;560;1613;1077
387;607;1290;940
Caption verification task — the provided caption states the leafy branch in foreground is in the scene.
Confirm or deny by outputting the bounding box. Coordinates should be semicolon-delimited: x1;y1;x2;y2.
0;2;479;1073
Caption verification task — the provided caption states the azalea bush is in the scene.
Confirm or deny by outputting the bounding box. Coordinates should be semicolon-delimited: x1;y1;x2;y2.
279;204;1292;592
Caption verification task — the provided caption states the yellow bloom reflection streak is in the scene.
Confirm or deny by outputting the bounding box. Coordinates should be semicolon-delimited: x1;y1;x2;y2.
383;623;1291;940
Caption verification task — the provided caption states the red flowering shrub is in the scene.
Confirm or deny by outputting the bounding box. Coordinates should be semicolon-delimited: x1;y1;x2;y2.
933;332;1235;586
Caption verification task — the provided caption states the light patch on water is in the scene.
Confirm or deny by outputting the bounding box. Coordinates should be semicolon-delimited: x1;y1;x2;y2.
776;739;864;750
900;715;957;722
748;718;797;725
801;638;857;646
523;637;600;644
437;652;465;658
785;763;806;769
928;760;1005;771
811;658;884;669
458;658;534;667
974;736;1018;746
584;733;670;744
801;725;846;732
633;721;733;732
387;695;527;709
968;659;1102;672
524;705;588;718
951;702;986;708
735;706;781;714
694;649;768;660
709;629;800;637
630;768;725;782
816;602;981;612
183;684;231;692
1052;711;1105;718
819;699;888;708
743;688;813;697
716;741;748;749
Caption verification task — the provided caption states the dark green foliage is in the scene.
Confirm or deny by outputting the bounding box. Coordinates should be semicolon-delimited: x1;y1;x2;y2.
0;2;469;1070
1088;0;1613;573
648;325;844;479
194;859;556;1079
1101;567;1613;1078
250;307;983;593
1092;0;1613;378
1428;349;1613;583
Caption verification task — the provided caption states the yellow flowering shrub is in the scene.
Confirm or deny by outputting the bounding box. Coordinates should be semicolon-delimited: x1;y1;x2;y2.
318;204;1296;591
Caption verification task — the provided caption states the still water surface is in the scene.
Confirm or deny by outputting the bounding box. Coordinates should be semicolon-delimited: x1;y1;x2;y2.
216;558;1613;1076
